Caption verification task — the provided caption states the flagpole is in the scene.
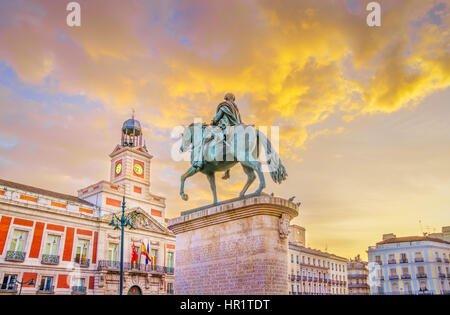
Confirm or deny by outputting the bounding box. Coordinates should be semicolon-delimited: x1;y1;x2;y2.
120;194;125;296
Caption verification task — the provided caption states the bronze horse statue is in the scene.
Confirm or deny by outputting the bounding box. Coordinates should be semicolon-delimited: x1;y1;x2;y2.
179;123;287;204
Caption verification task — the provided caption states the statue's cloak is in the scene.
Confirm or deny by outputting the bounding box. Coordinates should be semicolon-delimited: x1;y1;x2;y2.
213;101;242;127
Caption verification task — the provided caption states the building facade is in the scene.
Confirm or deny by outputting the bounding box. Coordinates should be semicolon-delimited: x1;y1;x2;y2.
0;115;175;295
368;232;450;295
347;255;370;295
288;225;348;295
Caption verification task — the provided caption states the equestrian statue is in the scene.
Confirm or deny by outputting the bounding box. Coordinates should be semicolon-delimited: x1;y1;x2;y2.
179;93;287;204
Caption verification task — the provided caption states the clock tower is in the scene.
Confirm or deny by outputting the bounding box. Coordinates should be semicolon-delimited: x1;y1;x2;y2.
78;112;166;223
109;113;153;194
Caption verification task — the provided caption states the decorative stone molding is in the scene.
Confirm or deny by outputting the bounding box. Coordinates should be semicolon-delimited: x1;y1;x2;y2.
279;214;289;239
98;274;105;288
107;234;121;240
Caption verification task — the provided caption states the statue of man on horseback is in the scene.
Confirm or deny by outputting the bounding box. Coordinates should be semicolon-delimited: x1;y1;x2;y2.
193;93;242;180
180;93;287;204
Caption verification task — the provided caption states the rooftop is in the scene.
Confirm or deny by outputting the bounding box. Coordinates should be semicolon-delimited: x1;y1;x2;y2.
0;178;93;207
376;235;450;246
289;242;348;262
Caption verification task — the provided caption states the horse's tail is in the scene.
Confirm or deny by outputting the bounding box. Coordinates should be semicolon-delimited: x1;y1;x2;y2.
257;130;287;184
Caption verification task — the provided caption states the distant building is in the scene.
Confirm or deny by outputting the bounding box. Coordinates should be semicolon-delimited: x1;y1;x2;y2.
429;226;450;243
347;255;370;295
288;225;348;295
289;225;305;247
0;114;175;295
368;232;450;295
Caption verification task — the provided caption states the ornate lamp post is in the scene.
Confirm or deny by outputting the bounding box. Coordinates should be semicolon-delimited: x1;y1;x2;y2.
108;195;135;295
16;277;35;295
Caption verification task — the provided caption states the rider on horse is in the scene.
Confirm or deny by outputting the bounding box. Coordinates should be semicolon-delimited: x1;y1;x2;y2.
192;93;243;180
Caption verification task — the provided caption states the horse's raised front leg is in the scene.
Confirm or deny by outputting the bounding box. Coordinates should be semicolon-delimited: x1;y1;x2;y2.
206;172;218;204
239;164;256;197
241;161;265;195
180;166;200;201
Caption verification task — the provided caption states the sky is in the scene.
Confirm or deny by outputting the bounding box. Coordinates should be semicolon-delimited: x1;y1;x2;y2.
0;0;449;259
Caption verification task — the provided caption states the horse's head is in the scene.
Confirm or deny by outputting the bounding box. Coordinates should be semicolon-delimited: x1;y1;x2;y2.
179;125;193;153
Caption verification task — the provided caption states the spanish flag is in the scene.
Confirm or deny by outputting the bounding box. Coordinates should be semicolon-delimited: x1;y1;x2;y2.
141;242;152;264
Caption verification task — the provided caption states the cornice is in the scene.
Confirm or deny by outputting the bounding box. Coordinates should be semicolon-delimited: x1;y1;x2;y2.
109;145;153;160
168;195;298;234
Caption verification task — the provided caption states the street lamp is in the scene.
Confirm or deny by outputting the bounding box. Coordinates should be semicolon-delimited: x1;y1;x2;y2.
16;277;35;295
108;194;135;295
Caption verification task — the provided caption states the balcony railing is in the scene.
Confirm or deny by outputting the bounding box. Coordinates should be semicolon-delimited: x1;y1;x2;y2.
438;273;446;279
415;258;424;263
399;259;409;264
5;251;26;262
97;260;174;274
379;276;385;281
436;258;442;263
416;274;427;279
308;276;312;281
388;259;397;264
167;289;174;295
41;255;59;265
348;274;366;279
348;283;369;289
0;284;18;293
166;267;174;274
37;285;54;294
296;275;302;281
313;277;318;282
389;275;399;280
445;258;449;263
72;286;86;294
375;261;382;265
401;274;411;280
291;275;295;281
103;261;120;269
74;258;90;267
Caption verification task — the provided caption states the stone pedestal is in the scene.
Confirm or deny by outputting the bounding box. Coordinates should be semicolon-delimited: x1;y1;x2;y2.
168;194;298;295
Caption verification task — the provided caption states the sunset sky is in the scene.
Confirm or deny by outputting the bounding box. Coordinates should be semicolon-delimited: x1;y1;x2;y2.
0;0;449;259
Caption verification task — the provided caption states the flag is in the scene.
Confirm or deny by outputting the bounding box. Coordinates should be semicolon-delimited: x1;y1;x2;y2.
141;242;152;264
131;243;138;264
146;243;150;265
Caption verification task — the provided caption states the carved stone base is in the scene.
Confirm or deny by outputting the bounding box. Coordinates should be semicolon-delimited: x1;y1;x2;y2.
168;194;298;295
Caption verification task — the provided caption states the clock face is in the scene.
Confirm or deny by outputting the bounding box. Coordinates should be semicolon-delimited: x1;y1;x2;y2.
115;162;122;175
134;163;144;176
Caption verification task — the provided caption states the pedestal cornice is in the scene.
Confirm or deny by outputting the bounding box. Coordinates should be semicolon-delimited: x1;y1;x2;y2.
168;194;298;234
